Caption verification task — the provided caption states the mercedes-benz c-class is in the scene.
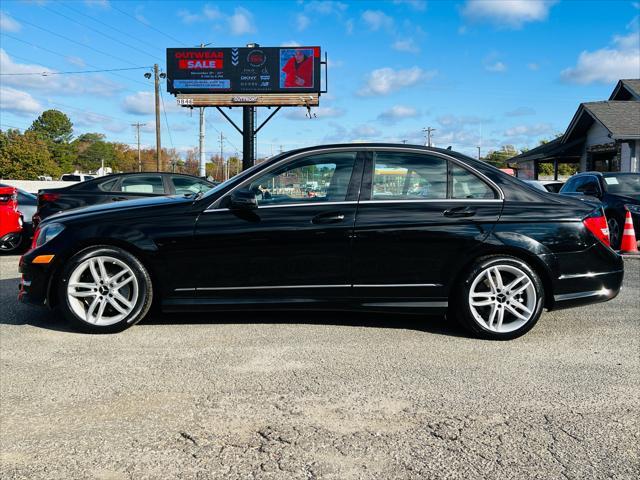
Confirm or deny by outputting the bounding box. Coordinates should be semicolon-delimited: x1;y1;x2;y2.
19;144;624;339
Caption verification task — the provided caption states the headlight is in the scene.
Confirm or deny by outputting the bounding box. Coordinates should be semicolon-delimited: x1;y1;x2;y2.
625;204;640;215
35;223;65;248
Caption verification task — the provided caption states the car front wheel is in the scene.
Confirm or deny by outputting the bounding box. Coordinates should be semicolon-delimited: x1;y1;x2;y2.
58;246;153;333
453;256;545;340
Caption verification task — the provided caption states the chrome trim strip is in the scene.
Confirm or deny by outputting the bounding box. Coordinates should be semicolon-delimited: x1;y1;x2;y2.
354;283;442;288
256;201;357;210
203;145;505;212
195;284;351;291
362;301;448;308
174;288;196;292
554;290;609;301
558;270;623;280
359;199;502;205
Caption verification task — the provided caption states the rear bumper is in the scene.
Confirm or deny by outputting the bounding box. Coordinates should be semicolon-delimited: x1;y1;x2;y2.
550;242;624;310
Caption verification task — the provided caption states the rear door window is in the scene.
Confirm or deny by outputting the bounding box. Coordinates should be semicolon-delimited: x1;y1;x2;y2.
171;176;214;195
118;175;165;194
371;152;447;200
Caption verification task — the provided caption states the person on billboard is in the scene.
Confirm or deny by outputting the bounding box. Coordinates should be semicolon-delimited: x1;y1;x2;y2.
281;49;313;88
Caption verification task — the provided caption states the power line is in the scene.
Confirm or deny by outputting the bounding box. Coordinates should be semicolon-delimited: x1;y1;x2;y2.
159;88;174;149
0;66;152;76
110;3;187;46
60;3;166;55
0;33;151;88
9;14;143;68
43;4;163;62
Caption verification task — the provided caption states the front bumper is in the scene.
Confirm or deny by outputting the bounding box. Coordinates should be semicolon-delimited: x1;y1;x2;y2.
18;254;56;307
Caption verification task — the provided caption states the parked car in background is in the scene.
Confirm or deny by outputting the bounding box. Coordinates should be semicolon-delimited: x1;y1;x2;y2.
20;144;623;339
524;180;564;193
33;172;217;227
60;173;95;182
0;186;24;253
0;183;37;248
560;172;640;249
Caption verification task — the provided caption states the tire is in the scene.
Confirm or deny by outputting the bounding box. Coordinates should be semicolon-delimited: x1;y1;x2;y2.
451;255;545;340
57;246;153;333
607;216;621;250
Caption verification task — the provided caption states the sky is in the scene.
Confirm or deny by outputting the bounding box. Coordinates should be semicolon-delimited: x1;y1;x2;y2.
1;0;639;160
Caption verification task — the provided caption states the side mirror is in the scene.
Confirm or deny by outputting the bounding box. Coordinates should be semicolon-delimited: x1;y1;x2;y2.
581;186;600;198
228;189;257;210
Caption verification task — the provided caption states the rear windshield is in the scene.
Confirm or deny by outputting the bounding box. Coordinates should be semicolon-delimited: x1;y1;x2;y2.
604;175;640;198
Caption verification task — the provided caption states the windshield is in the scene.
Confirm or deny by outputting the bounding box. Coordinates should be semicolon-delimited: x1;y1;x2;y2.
604;174;640;198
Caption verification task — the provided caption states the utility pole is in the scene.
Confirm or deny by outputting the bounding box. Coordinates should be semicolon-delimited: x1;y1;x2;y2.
131;122;145;172
477;146;481;160
219;131;226;180
423;127;435;147
199;107;206;177
153;63;162;171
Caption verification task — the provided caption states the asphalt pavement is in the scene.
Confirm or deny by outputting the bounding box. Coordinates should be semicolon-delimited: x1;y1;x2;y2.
1;254;638;479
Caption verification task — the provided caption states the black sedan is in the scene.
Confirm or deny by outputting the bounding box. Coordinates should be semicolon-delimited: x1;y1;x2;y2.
559;172;640;249
33;172;217;228
19;144;624;339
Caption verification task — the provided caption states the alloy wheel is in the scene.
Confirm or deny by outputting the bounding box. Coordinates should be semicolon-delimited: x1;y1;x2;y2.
0;233;21;252
66;256;139;326
468;264;537;333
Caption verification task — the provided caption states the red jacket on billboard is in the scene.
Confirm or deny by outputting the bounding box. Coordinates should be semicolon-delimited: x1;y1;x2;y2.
282;54;313;88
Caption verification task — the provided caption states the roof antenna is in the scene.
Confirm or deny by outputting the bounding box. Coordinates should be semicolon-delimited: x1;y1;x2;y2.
447;146;452;150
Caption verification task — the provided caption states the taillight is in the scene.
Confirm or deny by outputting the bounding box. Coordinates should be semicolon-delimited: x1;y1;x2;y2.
583;209;610;247
30;227;41;250
40;193;61;204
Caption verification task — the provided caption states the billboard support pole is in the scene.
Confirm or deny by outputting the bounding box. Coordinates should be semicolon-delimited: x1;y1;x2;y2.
199;107;206;177
242;106;255;171
154;63;162;171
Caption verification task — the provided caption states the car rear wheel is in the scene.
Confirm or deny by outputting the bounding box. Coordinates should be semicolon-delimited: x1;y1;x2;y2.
58;246;153;333
453;256;544;340
0;232;23;254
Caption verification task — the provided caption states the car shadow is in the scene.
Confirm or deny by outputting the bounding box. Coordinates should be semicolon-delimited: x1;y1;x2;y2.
0;277;468;338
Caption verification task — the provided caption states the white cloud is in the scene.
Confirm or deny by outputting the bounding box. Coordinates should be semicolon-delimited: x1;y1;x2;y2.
0;49;117;96
0;11;21;32
527;62;540;71
392;38;420;53
122;92;180;115
0;87;41;115
358;67;436;96
362;10;394;31
281;40;301;47
462;0;557;28
84;0;109;8
66;56;86;67
485;61;507;72
505;106;536;117
345;18;354;34
178;9;200;24
561;30;640;84
377;105;420;123
352;124;381;138
228;7;255;35
203;5;222;19
504;123;553;138
305;1;348;15
296;13;310;31
393;0;427;11
437;114;488;127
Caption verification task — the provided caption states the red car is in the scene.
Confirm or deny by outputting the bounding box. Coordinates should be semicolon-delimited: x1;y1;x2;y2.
0;186;23;253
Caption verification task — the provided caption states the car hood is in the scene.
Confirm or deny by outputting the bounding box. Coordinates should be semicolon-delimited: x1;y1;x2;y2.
42;195;192;225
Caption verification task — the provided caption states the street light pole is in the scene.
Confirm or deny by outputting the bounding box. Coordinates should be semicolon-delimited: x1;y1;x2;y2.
131;122;145;172
154;63;162;171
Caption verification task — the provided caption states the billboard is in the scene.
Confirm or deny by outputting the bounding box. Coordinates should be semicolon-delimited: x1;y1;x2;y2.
166;47;321;95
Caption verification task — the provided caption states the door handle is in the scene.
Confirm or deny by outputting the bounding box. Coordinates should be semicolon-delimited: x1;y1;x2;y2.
443;206;476;217
112;196;129;201
312;212;345;224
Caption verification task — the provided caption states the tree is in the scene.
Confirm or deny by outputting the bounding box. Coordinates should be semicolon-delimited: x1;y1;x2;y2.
0;131;61;180
483;145;520;168
28;110;73;144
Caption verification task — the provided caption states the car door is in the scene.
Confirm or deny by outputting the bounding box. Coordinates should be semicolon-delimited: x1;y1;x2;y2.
189;150;363;301
351;149;503;302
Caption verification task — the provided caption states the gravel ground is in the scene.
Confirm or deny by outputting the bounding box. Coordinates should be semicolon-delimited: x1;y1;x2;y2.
1;254;639;480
